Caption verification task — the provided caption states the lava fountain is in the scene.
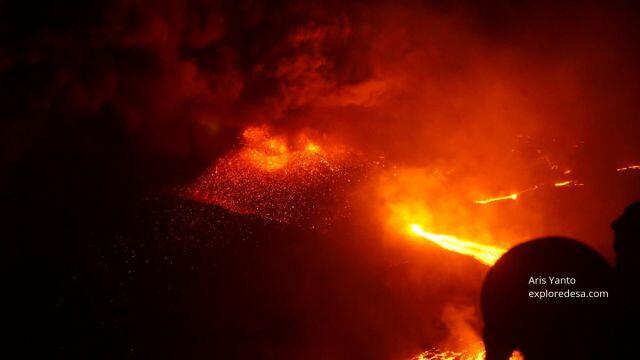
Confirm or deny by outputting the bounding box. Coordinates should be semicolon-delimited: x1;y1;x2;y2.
182;125;361;224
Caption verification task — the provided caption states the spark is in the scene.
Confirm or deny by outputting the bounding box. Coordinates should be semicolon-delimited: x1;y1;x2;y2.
617;165;640;172
474;193;518;205
182;125;359;224
409;224;506;266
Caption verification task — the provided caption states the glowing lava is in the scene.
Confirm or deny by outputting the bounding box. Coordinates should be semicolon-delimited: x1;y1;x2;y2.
183;125;358;223
238;126;324;172
473;185;540;205
474;193;518;205
413;348;485;360
554;180;583;187
617;165;640;172
409;224;505;266
412;348;523;360
474;179;585;206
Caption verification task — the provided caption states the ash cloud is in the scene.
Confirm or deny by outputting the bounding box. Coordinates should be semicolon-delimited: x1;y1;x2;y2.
4;0;638;193
0;0;387;188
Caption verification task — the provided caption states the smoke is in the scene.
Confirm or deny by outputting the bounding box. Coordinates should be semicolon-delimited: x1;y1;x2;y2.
0;0;383;175
4;1;639;183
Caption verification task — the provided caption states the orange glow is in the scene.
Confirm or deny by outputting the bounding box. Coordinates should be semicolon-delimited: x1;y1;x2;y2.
554;180;572;187
474;193;518;205
617;165;640;172
183;125;354;223
554;180;583;187
305;141;321;153
376;167;513;266
409;224;505;266
238;126;322;172
473;185;541;205
412;348;523;360
474;179;586;205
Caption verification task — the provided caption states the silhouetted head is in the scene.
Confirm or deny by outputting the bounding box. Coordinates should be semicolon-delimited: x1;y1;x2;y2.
612;201;640;274
481;237;613;360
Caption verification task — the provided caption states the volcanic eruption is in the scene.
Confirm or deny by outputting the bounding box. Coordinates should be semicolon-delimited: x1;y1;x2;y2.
4;0;640;359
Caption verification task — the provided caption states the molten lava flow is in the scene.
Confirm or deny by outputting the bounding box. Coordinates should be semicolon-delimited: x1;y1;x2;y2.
409;224;506;266
183;125;359;224
554;180;571;187
554;180;583;187
377;168;511;265
413;348;485;360
474;193;518;205
617;165;640;172
412;348;523;360
474;178;585;206
473;185;541;205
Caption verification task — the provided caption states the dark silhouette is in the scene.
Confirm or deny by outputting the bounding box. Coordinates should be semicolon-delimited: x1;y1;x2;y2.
612;201;640;358
481;237;614;360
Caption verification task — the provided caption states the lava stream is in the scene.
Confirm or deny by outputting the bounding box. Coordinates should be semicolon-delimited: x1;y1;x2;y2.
554;180;583;187
413;348;523;360
409;224;506;266
617;165;640;172
474;193;518;205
